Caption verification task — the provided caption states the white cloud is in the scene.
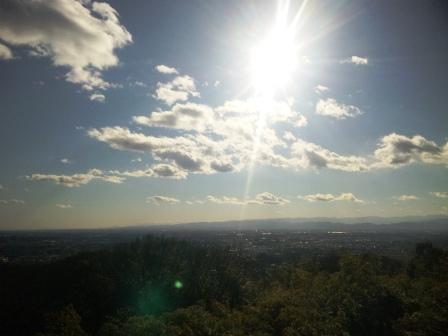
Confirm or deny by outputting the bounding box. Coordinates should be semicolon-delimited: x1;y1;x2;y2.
341;56;369;65
61;158;71;165
207;195;247;205
291;139;368;172
207;192;289;206
155;65;178;75
27;169;125;187
0;0;132;91
56;203;73;209
301;192;365;203
314;84;329;94
0;199;25;205
134;102;214;132
394;195;419;201
373;133;448;168
430;192;448;199
315;98;362;119
146;195;180;205
253;192;290;205
154;75;199;105
89;93;106;103
0;42;13;60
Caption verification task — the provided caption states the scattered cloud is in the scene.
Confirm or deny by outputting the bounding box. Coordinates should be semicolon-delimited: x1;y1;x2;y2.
27;169;125;187
253;192;290;205
394;195;419;201
373;133;448;168
315;98;362;119
146;195;180;205
314;85;329;94
89;93;106;103
291;139;368;172
341;56;368;65
300;192;365;203
155;65;179;75
207;192;290;206
207;195;247;205
61;158;72;165
154;75;199;105
0;0;132;92
56;203;73;209
430;192;448;199
0;42;13;60
134;102;214;132
0;199;25;205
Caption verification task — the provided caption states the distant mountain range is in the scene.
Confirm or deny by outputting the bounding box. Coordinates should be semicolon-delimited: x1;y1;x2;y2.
155;215;448;233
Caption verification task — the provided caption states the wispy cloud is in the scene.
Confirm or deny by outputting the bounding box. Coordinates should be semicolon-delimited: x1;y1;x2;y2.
315;98;362;119
300;193;365;203
146;195;180;205
394;195;419;201
430;191;448;199
206;192;290;206
27;169;125;187
314;84;329;94
0;199;25;205
61;158;72;165
56;203;73;209
341;56;368;65
89;93;106;103
155;65;179;75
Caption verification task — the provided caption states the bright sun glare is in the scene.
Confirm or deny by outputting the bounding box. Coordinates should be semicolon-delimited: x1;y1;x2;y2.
250;0;305;96
251;27;297;96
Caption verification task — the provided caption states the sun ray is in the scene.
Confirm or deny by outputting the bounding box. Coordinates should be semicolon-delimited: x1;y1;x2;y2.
239;0;308;222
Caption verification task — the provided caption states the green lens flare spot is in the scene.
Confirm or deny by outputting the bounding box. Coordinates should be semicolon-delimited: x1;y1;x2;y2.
174;280;183;289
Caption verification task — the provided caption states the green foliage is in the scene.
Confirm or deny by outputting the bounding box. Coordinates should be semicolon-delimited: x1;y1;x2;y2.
1;237;448;336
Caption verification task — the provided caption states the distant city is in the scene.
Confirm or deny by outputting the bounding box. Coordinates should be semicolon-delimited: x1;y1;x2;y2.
2;216;447;264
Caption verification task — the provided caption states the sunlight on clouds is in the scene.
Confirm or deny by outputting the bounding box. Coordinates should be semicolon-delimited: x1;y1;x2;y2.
0;0;132;93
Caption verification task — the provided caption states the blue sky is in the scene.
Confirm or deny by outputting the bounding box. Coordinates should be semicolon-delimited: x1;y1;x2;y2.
0;0;447;229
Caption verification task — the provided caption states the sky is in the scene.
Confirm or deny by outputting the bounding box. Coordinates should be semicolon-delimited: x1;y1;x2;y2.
0;0;447;229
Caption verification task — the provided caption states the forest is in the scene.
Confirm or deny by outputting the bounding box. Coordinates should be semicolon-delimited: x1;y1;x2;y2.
0;236;447;336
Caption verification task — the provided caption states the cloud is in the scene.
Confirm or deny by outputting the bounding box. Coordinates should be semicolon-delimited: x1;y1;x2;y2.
134;102;214;132
315;98;362;119
301;192;365;203
374;133;448;168
61;158;72;165
27;169;125;187
0;42;12;60
0;0;132;91
0;199;25;205
291;139;368;172
341;56;368;65
207;195;247;205
207;192;289;206
394;195;419;201
89;93;106;103
155;65;178;75
154;75;199;105
430;192;448;199
146;195;180;205
56;203;73;209
314;85;329;94
253;192;290;205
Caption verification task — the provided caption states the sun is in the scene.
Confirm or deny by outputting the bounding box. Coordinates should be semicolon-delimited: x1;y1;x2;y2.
250;26;297;96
